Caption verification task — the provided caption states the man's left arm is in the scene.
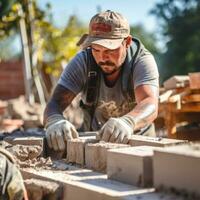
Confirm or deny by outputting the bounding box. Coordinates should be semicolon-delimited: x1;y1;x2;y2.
99;84;158;143
127;84;159;131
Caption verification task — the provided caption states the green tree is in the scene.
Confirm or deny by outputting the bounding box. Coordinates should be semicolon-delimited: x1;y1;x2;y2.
0;35;20;60
0;0;88;105
151;0;200;81
40;15;87;76
0;0;87;95
130;24;159;56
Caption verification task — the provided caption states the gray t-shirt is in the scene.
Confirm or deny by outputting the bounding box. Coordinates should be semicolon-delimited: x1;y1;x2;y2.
58;46;159;131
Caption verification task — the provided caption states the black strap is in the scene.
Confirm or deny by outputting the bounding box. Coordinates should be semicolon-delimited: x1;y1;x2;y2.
80;48;101;129
84;48;101;107
121;38;141;101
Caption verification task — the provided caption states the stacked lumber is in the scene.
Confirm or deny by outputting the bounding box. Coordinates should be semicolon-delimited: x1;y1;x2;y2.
158;72;200;140
160;73;200;105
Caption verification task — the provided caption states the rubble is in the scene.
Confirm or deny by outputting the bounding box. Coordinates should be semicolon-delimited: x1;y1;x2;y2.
0;95;43;133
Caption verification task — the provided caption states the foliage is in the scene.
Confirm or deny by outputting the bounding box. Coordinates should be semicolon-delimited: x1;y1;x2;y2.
0;0;87;77
151;0;200;81
0;0;16;17
39;15;87;76
130;24;159;56
0;1;160;79
0;36;20;60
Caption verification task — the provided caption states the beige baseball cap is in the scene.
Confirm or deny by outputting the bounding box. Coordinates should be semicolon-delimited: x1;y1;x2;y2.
77;10;130;49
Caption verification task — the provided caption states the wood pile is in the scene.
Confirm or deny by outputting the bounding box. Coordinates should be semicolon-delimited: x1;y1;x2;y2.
158;72;200;140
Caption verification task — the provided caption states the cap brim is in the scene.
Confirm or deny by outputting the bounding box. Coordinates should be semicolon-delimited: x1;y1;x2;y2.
77;35;124;50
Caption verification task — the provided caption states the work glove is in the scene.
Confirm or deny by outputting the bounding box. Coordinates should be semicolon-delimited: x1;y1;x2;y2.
45;114;79;151
0;148;27;200
99;115;135;144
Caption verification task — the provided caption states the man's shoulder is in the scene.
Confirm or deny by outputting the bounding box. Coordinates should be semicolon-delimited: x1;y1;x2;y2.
72;49;94;67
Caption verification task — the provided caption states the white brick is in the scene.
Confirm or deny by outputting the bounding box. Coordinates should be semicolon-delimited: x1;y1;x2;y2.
153;143;200;195
67;136;97;165
129;135;185;147
21;165;190;200
4;136;43;147
85;142;130;172
107;146;160;187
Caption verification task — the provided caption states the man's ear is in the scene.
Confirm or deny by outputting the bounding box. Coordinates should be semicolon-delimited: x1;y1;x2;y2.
126;35;132;48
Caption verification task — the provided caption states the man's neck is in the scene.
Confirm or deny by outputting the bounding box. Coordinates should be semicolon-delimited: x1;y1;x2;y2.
103;69;121;87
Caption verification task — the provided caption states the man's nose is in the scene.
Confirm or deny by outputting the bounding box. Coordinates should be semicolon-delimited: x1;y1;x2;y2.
101;52;109;60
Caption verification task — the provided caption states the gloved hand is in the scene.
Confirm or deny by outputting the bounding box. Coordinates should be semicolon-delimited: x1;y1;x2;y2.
0;148;27;200
45;114;79;151
99;115;135;144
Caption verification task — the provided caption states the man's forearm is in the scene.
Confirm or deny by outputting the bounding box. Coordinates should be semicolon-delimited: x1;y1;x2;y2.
127;97;158;130
43;100;63;125
43;84;76;125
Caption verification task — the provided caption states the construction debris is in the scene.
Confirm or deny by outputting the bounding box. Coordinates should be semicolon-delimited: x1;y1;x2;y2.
0;95;43;133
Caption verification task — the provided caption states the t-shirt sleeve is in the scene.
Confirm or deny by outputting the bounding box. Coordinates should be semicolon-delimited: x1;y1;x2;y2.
132;53;159;89
58;51;87;94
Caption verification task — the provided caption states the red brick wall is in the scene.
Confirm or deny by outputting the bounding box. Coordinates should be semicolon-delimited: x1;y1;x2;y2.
0;60;25;100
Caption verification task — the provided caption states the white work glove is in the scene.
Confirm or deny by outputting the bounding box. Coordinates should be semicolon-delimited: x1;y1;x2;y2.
45;114;79;151
99;115;135;144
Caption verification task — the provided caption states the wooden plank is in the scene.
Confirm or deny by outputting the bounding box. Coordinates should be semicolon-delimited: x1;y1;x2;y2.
166;102;200;112
163;75;189;89
183;94;200;102
189;72;200;89
159;89;174;103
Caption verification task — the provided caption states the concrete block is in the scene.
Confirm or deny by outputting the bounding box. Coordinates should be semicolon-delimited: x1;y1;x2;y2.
4;136;43;147
153;143;200;195
107;146;160;187
66;136;98;165
129;135;185;147
85;142;130;172
24;178;62;200
21;165;193;200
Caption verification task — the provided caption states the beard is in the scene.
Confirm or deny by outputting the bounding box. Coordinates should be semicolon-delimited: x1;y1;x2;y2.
98;61;120;75
101;67;121;75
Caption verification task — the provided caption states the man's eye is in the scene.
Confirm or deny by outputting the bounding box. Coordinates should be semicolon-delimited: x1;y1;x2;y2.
92;48;99;52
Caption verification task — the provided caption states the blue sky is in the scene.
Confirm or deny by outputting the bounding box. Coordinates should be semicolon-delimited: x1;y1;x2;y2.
14;0;163;53
38;0;161;32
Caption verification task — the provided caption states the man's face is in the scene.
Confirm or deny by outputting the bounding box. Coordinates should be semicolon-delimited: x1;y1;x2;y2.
91;40;128;75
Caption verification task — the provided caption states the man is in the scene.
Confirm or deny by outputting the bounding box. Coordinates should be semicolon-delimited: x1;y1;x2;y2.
0;147;27;200
43;10;159;152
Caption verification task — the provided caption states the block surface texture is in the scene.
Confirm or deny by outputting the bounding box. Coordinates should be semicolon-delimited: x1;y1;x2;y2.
107;146;160;187
129;135;185;147
85;142;130;172
67;136;97;165
153;143;200;195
